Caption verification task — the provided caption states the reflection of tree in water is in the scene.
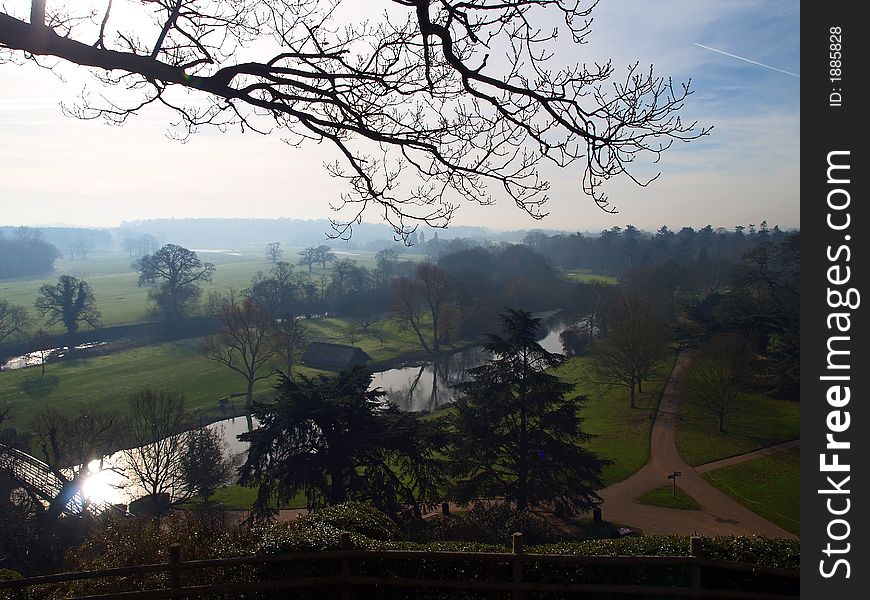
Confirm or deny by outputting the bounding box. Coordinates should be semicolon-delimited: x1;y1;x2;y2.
382;347;490;412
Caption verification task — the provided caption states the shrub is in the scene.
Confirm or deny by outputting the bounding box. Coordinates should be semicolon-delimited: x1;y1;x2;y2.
427;502;559;546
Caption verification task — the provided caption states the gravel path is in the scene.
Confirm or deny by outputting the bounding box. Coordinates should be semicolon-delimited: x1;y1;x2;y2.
595;352;797;539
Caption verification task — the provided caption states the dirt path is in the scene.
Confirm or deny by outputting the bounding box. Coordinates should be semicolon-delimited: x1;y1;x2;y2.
595;352;797;539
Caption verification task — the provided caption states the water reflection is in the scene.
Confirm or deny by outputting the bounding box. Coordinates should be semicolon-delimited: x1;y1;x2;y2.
371;312;576;412
372;346;489;412
1;342;107;371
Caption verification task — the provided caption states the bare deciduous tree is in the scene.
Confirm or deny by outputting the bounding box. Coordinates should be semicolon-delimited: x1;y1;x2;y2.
0;299;32;344
0;1;708;240
202;296;276;409
297;247;318;273
133;244;215;322
122;390;190;503
683;334;753;432
265;242;283;264
32;404;120;518
271;314;308;379
588;295;671;408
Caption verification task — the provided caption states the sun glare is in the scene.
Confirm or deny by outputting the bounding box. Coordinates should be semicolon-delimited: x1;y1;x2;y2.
81;459;124;505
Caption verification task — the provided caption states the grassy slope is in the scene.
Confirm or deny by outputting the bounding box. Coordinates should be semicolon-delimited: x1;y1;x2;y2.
675;390;800;467
703;448;800;536
554;353;675;486
636;485;700;511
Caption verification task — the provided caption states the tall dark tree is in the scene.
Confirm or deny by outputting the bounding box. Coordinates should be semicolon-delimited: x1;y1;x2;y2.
133;244;215;322
34;275;100;335
0;2;705;240
447;309;609;514
240;367;444;518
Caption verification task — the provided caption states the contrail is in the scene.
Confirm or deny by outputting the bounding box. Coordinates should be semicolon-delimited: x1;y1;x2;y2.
694;43;799;78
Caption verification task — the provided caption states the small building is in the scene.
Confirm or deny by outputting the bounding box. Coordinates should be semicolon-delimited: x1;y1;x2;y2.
302;342;372;371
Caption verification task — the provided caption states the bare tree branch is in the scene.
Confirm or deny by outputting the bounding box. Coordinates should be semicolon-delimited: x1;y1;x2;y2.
1;1;710;242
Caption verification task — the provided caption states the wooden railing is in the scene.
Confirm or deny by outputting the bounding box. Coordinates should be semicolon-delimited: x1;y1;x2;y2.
0;534;799;599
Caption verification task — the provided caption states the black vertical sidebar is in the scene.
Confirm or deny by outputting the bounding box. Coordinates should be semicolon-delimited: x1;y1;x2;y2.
801;2;868;597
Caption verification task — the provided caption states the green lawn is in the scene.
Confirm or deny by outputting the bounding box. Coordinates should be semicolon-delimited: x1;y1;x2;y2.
0;248;423;332
562;270;618;285
675;390;800;466
636;485;700;511
186;485;307;510
554;353;676;485
703;448;800;536
0;310;472;432
0;340;284;432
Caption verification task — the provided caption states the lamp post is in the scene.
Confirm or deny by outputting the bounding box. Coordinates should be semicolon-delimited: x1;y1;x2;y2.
667;471;682;498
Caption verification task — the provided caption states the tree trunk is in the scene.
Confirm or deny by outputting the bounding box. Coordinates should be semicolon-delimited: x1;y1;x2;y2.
629;383;635;409
246;378;255;410
718;412;725;432
637;378;643;394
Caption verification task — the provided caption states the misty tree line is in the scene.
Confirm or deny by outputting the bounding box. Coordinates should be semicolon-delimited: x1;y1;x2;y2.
0;231;60;279
522;221;791;274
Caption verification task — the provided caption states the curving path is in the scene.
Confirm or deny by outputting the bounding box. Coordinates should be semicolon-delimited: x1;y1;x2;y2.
595;352;798;539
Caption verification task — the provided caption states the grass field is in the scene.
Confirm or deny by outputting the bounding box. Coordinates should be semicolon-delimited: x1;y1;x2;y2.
703;448;800;536
0;340;284;432
0;310;474;432
636;485;700;511
0;248;425;332
554;353;676;485
562;270;618;285
674;389;800;467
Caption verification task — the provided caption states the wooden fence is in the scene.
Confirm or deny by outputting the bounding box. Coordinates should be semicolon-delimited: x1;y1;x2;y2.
0;534;799;599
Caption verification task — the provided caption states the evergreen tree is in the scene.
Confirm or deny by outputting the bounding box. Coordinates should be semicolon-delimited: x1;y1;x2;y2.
239;367;444;518
447;309;609;514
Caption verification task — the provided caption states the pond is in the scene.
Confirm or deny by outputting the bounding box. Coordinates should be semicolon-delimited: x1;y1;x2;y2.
371;311;577;412
78;312;581;507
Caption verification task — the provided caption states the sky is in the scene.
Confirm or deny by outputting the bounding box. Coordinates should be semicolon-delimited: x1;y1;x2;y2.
0;0;799;234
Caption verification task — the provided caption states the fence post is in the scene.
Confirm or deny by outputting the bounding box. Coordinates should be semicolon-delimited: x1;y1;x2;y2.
169;543;181;591
689;536;702;594
512;532;524;600
340;531;353;600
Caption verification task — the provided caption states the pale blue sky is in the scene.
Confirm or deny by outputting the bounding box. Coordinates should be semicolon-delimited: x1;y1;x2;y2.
0;0;799;232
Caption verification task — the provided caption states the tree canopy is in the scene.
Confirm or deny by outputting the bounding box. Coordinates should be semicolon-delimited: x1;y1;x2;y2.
34;275;100;335
239;367;445;518
1;1;707;240
133;244;215;321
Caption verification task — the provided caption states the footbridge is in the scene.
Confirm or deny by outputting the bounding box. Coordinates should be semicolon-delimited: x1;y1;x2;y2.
0;443;116;515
